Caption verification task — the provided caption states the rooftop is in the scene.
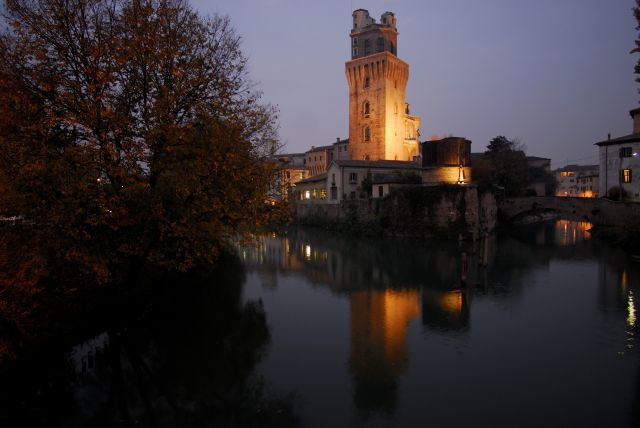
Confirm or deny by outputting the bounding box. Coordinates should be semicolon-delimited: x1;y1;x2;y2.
306;145;334;153
554;164;599;172
595;133;640;146
296;173;327;185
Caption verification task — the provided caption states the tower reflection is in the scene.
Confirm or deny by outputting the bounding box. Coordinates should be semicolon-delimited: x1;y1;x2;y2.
348;289;420;418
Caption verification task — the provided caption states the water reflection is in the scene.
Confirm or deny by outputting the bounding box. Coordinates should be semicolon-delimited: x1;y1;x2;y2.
0;256;299;427
349;290;420;419
240;221;640;426
241;230;480;418
555;220;592;247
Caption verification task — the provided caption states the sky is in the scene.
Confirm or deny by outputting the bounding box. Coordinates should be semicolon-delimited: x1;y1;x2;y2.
192;0;638;168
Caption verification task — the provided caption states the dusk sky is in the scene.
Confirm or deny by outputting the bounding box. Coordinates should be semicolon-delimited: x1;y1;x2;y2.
194;0;637;168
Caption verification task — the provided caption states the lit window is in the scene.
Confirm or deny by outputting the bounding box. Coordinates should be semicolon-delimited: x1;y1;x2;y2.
319;189;327;199
623;169;632;183
305;190;311;200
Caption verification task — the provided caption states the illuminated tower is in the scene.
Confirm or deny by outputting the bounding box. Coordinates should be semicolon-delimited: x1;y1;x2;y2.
346;9;421;161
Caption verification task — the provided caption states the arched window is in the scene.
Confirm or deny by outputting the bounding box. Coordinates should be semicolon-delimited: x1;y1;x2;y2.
363;101;370;117
364;127;370;142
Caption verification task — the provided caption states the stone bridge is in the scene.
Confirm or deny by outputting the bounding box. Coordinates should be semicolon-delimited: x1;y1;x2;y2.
499;196;640;226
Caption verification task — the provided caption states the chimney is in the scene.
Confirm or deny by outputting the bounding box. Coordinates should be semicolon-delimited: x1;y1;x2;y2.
336;137;340;143
630;108;640;134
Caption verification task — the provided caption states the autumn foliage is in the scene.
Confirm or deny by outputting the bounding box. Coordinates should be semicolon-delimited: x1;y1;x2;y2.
0;0;279;293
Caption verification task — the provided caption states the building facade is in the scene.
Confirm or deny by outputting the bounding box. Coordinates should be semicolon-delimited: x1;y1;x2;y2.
595;108;640;201
346;10;420;162
555;164;599;197
297;160;420;204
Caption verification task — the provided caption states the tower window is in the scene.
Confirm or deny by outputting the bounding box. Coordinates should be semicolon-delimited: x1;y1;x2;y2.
377;37;384;52
353;37;358;46
364;39;371;56
363;101;370;117
364;127;370;142
352;47;358;57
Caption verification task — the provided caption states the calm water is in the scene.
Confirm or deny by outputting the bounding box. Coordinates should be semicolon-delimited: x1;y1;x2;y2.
240;221;640;427
1;220;639;427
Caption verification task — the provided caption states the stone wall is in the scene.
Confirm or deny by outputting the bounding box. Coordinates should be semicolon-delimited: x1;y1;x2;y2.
296;185;496;237
422;166;472;185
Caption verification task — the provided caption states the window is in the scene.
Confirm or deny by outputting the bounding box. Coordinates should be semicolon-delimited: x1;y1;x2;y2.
349;172;357;183
352;47;358;57
363;101;370;117
376;37;384;52
620;147;633;157
330;187;338;200
364;39;371;55
353;37;358;46
622;169;632;183
389;42;395;54
364;127;370;142
319;189;327;200
378;186;384;198
364;76;370;88
331;173;335;184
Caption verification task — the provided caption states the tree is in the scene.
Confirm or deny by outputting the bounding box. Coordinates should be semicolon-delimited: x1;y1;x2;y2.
0;0;279;284
483;136;530;197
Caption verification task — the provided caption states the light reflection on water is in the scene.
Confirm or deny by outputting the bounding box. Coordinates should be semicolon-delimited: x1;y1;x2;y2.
241;221;640;427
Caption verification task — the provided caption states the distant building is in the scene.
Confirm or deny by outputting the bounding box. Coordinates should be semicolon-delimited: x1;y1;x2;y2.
554;164;599;197
270;153;307;200
595;108;640;201
305;145;333;177
347;9;420;162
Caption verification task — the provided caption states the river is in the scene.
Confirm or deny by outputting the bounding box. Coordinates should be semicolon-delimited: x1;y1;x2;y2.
0;220;638;427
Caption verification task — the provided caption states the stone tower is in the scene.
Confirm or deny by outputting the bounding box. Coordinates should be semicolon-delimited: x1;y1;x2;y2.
346;9;421;161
